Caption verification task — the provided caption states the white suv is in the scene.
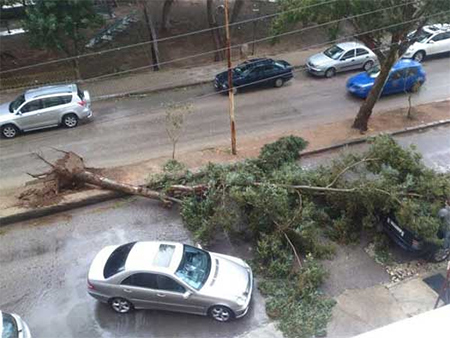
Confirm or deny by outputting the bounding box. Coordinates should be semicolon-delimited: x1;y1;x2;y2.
402;24;450;62
0;84;92;139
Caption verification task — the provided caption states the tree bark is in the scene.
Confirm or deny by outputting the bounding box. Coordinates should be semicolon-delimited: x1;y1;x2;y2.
352;44;400;132
161;0;175;31
142;0;161;71
230;0;244;23
206;0;224;61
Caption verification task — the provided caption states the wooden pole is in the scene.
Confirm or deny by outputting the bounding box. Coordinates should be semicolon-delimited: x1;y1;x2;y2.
224;0;237;155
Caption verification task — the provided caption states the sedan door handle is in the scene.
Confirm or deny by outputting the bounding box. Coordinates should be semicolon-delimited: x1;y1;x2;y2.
123;288;132;293
156;293;166;297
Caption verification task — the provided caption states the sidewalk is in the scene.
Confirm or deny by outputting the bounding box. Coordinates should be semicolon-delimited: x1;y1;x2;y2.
0;46;325;103
327;270;446;338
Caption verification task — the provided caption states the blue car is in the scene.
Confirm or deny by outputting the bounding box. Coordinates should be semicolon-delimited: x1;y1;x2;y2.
346;59;426;98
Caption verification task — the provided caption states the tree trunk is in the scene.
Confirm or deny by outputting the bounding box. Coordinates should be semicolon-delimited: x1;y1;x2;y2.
206;0;224;61
142;0;161;71
352;45;400;132
161;0;175;31
230;0;244;23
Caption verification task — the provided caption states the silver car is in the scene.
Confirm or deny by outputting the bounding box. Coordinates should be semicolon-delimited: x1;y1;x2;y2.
87;241;253;322
0;311;32;338
306;42;378;78
0;84;92;139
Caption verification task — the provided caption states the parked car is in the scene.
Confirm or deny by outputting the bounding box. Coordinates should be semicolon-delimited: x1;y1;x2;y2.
381;214;450;262
402;23;450;62
306;42;378;78
0;84;92;139
346;59;426;99
214;58;293;93
87;241;253;322
0;311;32;338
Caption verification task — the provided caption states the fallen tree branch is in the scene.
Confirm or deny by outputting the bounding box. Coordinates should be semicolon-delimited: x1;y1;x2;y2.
254;182;356;193
327;157;378;188
284;231;303;269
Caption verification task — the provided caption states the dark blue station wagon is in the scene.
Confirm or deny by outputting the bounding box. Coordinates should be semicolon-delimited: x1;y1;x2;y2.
214;58;293;94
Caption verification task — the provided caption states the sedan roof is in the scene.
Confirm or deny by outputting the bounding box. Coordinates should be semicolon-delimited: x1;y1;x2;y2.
392;59;421;70
125;241;184;274
336;41;367;51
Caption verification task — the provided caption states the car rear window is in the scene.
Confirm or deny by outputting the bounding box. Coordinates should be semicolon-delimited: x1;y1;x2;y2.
104;242;136;278
77;86;84;100
2;312;18;338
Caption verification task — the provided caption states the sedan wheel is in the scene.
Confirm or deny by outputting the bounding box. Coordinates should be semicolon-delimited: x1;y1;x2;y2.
430;248;450;263
210;305;233;322
110;298;133;314
413;51;425;62
274;78;284;88
325;68;336;78
1;124;19;139
363;60;374;71
62;113;78;128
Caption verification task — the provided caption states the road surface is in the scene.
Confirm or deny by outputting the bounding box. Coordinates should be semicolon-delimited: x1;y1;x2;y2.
0;57;449;189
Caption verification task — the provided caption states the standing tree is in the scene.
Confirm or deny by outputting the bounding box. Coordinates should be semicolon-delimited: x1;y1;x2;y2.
165;103;193;160
161;0;175;31
272;0;450;132
22;0;103;80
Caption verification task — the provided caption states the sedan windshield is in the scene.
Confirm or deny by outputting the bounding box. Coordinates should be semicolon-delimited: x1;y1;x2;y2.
367;65;380;78
324;45;344;60
9;94;25;113
175;245;211;290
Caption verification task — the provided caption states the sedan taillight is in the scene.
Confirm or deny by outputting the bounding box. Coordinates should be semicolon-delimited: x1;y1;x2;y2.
78;100;87;107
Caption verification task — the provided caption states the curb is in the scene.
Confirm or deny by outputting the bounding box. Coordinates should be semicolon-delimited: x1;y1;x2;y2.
0;191;125;226
93;79;213;102
1;118;449;226
300;118;450;157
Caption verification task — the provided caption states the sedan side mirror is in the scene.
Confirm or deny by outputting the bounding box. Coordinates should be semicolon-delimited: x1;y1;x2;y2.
428;40;435;44
15;111;22;116
183;291;193;299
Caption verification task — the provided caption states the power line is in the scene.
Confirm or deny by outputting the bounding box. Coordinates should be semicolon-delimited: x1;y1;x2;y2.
95;10;448;125
83;1;417;83
1;0;415;75
0;0;340;74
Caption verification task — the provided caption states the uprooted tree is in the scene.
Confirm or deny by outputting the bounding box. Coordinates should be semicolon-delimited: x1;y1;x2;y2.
272;0;450;132
23;135;449;338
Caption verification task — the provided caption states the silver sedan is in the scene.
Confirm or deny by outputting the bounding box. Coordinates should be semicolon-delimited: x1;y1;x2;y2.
87;241;253;322
306;42;378;78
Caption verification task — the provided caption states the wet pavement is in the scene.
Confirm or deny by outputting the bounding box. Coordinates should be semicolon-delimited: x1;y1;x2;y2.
0;198;269;338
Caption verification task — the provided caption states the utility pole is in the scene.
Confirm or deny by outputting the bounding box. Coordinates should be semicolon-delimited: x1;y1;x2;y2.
224;0;237;155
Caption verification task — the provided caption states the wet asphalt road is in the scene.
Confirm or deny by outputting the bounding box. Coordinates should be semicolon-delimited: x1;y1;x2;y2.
0;198;269;338
0;57;449;189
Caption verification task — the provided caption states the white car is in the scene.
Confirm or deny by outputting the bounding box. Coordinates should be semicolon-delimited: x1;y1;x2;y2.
402;24;450;62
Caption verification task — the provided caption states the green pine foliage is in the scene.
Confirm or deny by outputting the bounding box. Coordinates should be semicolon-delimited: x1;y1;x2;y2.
149;134;449;338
